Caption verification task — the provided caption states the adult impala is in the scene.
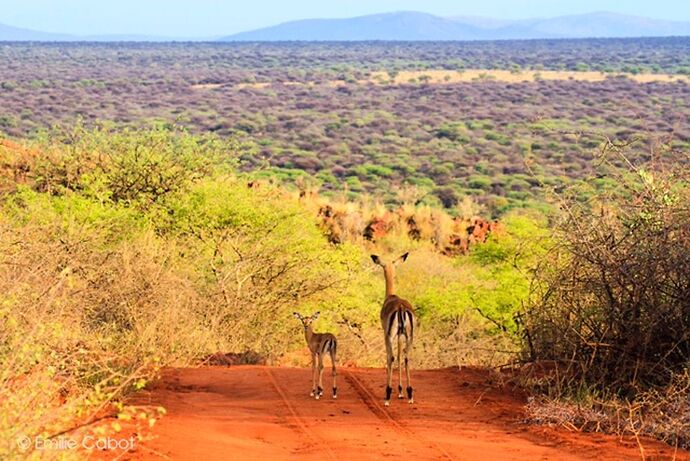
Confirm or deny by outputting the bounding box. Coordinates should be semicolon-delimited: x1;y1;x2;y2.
370;252;415;406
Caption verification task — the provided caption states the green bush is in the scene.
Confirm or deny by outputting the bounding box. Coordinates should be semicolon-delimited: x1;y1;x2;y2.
0;127;360;458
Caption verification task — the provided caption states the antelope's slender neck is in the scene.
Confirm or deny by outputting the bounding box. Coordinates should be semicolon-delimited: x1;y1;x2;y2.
304;324;314;343
383;265;395;298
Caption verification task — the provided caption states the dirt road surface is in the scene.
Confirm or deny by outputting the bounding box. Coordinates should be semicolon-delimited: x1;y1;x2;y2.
124;366;687;460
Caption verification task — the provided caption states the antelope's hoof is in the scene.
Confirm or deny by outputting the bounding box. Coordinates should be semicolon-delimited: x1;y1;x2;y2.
408;398;414;404
398;394;404;399
332;394;337;399
310;391;315;397
315;395;320;400
384;400;390;407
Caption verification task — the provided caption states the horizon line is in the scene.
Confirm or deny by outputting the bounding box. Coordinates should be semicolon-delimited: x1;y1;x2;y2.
2;9;690;39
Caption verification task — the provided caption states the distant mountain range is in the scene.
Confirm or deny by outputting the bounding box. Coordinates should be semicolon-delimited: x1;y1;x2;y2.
2;11;690;42
223;12;486;41
0;22;205;42
0;22;73;41
221;11;690;41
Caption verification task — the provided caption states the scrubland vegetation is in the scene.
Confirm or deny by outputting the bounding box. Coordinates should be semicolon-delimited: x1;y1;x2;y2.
1;40;689;216
3;123;688;456
522;142;690;450
1;39;689;457
0;125;548;458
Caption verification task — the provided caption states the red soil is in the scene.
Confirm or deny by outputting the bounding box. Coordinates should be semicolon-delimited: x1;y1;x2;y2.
122;366;687;460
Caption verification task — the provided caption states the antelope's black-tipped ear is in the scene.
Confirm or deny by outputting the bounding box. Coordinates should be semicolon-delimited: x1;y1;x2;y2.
371;255;382;265
312;311;320;320
293;312;302;319
394;252;409;265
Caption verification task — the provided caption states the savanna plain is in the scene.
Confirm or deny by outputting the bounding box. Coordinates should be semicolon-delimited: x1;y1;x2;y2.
1;38;690;460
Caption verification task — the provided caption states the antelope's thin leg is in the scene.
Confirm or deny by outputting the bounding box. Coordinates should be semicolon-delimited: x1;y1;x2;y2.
330;347;337;398
405;338;413;404
384;336;394;406
316;353;324;399
397;335;404;398
310;353;317;397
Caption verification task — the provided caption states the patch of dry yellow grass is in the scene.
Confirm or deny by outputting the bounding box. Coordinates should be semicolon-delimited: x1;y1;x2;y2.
369;69;690;85
192;69;690;91
190;83;224;90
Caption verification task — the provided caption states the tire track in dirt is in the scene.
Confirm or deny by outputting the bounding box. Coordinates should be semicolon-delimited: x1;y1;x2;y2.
342;369;456;461
127;366;689;461
264;368;338;461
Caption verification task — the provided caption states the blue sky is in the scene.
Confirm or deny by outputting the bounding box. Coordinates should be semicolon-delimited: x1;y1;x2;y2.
1;0;689;37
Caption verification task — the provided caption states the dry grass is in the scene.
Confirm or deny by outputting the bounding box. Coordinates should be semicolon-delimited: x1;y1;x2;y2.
0;220;207;459
526;371;690;451
371;69;690;85
190;83;224;90
191;69;690;92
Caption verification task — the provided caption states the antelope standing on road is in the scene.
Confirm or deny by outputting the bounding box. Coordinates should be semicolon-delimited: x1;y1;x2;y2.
293;312;338;400
371;252;415;406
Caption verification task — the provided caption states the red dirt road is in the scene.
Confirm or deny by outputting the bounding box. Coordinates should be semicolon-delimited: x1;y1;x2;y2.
126;366;687;460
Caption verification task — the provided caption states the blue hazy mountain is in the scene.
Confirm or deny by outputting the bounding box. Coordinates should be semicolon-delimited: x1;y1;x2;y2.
0;22;74;41
0;22;210;42
221;11;690;41
222;12;487;41
480;12;690;39
2;11;690;42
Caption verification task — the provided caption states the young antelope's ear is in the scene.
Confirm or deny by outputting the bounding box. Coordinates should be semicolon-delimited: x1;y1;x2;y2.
311;311;320;320
370;254;382;266
293;312;302;320
394;252;409;265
